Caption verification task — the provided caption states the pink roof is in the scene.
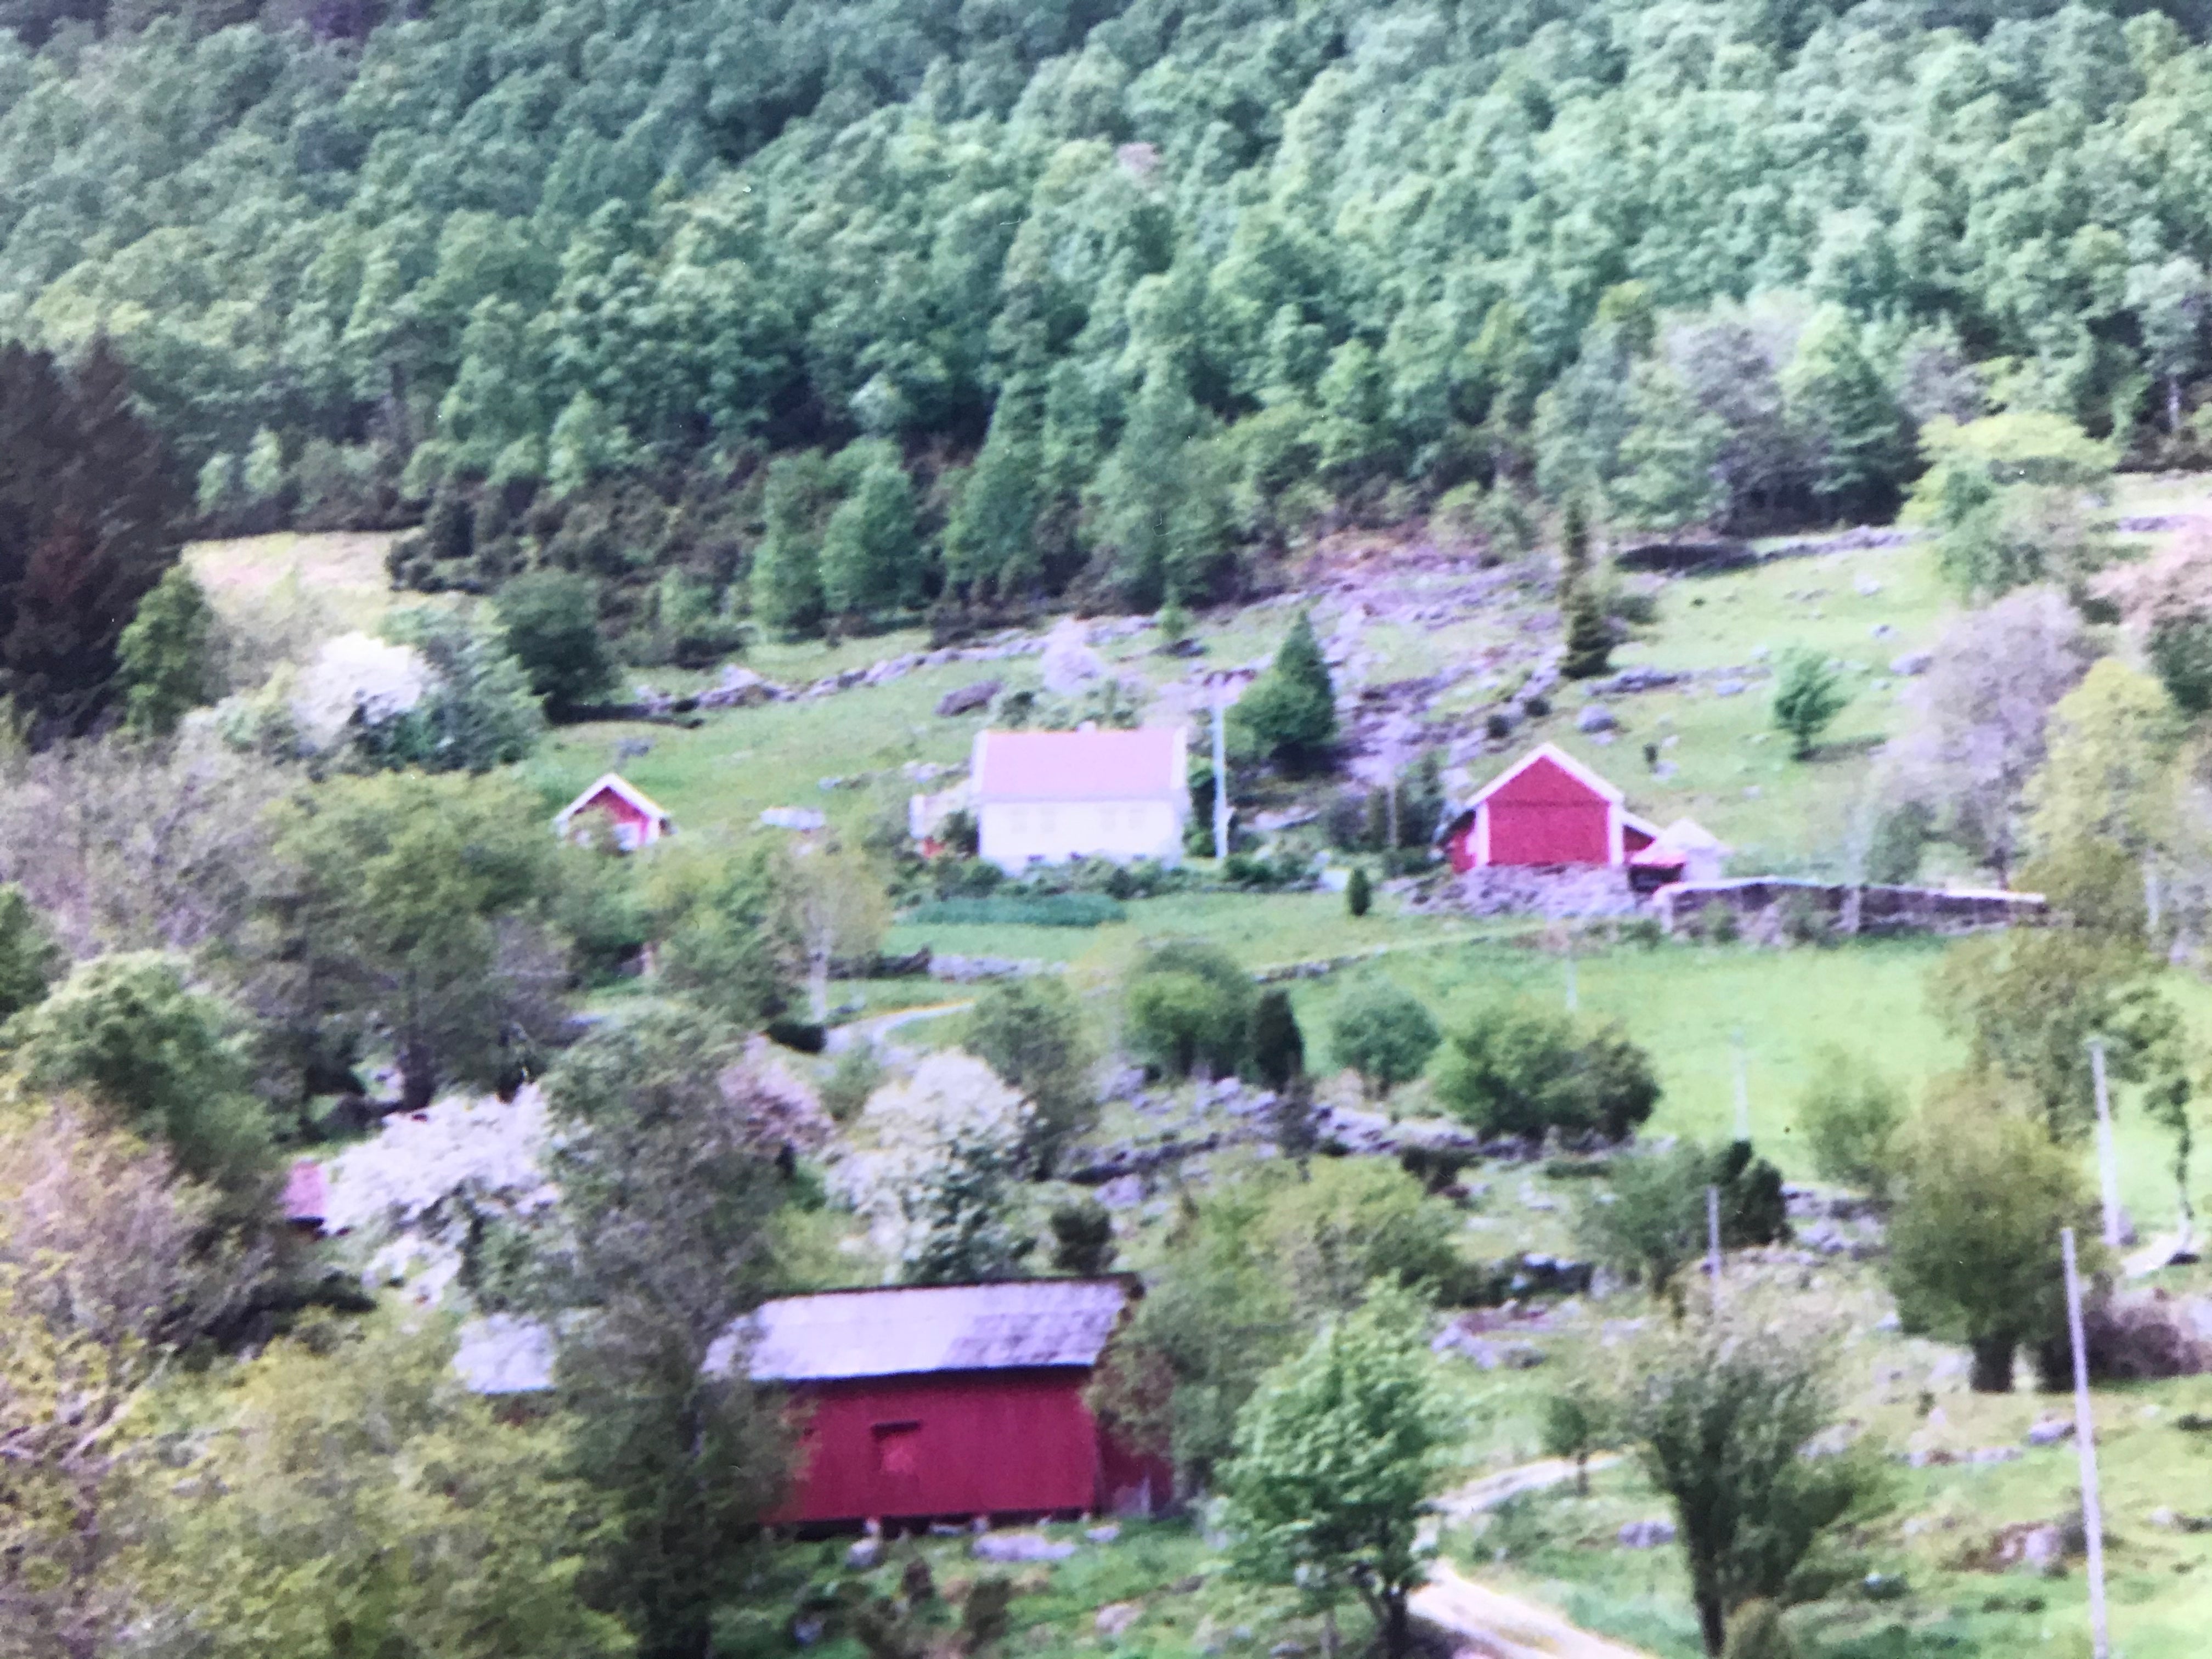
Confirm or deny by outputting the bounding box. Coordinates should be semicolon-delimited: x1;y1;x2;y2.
283;1158;326;1224
971;729;1185;804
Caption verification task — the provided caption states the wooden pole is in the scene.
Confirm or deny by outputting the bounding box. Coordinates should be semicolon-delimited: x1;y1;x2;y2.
2062;1227;2111;1659
2089;1038;2123;1251
1706;1185;1723;1308
1211;685;1229;862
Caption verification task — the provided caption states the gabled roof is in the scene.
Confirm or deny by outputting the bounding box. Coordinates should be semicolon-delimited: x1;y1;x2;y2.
553;772;673;832
970;728;1185;804
1467;742;1625;808
710;1278;1137;1384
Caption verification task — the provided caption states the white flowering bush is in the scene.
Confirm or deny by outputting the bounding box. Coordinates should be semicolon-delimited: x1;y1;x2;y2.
837;1051;1034;1283
290;631;432;748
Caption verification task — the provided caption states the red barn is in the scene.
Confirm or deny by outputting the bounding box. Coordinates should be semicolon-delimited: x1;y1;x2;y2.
725;1279;1169;1528
1436;743;1658;872
553;772;673;851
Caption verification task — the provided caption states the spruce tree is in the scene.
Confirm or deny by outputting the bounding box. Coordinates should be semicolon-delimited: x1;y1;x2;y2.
944;376;1043;601
1250;988;1306;1093
1786;307;1909;521
1235;610;1338;768
1563;585;1615;680
117;565;219;739
749;451;829;639
821;443;916;618
1346;865;1373;917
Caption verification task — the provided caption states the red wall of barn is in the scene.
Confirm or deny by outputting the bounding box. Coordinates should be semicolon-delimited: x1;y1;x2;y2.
1482;757;1612;865
584;789;651;833
772;1369;1162;1525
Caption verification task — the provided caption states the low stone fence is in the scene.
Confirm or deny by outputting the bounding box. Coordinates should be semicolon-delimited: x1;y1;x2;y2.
1655;877;2045;936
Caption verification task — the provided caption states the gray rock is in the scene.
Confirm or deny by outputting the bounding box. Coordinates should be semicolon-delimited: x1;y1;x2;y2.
1870;622;1894;640
1094;1602;1142;1637
1041;619;1106;694
846;1537;884;1570
972;1532;1078;1564
1576;703;1618;733
1968;1447;2023;1465
759;806;827;832
1618;1519;1677;1549
936;679;1001;717
2027;1417;2075;1448
1086;1524;1122;1544
1712;678;1747;697
928;954;1034;983
1890;651;1933;676
2018;1523;2066;1576
1855;578;1883;597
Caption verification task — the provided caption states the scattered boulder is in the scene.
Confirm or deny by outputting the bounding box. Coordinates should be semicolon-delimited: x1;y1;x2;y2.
1086;1524;1121;1544
973;1532;1077;1564
936;679;1001;717
1041;619;1106;694
1094;1603;1142;1637
760;806;827;831
1889;651;1933;676
928;953;1036;983
1617;1519;1677;1549
2026;1417;2074;1447
1576;703;1617;734
1711;678;1747;698
847;1537;884;1571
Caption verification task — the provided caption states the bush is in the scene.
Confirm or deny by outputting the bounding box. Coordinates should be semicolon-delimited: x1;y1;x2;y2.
1864;800;1932;885
1347;865;1373;917
963;977;1096;1170
1577;1139;1789;1291
497;568;617;712
1329;982;1441;1099
1797;1047;1903;1202
1258;1159;1463;1317
1048;1197;1117;1276
1771;651;1849;759
1434;1001;1660;1142
1124;939;1255;1081
1233;611;1337;769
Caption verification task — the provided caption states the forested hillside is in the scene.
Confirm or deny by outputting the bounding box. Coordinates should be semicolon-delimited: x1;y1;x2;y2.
14;0;2212;635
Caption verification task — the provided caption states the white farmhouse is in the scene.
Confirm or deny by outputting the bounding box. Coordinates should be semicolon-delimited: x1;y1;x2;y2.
969;726;1189;870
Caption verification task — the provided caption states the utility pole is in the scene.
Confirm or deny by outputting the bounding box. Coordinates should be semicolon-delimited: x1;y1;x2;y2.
2062;1227;2112;1659
1731;1027;1751;1143
1706;1185;1723;1310
2089;1037;2124;1251
1211;679;1229;862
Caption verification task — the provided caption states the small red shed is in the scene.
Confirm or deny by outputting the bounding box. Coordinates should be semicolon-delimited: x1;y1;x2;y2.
553;772;674;851
723;1278;1167;1528
1437;743;1658;872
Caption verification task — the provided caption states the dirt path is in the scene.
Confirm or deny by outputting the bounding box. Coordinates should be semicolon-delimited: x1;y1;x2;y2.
1412;1562;1655;1659
825;998;974;1053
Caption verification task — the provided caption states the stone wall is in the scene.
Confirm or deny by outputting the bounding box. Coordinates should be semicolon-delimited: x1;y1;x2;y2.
1654;877;2045;936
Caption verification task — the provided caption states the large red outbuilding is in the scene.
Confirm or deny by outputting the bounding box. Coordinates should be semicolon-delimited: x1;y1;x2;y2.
722;1278;1169;1529
1436;743;1660;872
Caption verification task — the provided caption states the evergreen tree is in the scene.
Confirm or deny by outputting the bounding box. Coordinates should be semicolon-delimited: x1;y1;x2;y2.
1090;360;1229;610
1250;988;1306;1093
1346;865;1373;917
749;452;829;639
117;565;219;739
1771;651;1850;759
0;884;58;1022
1235;610;1337;769
498;568;617;712
820;442;917;618
1785;307;1909;521
944;376;1044;601
1562;587;1615;680
0;343;186;742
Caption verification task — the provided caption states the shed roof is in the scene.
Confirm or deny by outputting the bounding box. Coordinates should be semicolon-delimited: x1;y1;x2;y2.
553;772;674;833
970;729;1184;804
715;1278;1137;1383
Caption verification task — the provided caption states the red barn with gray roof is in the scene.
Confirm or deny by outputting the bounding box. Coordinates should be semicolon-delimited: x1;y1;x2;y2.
718;1278;1167;1527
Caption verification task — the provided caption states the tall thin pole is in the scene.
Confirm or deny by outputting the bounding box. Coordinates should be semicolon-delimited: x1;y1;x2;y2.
2063;1228;2111;1659
1731;1028;1751;1143
2089;1038;2123;1251
1211;683;1229;862
1706;1185;1723;1309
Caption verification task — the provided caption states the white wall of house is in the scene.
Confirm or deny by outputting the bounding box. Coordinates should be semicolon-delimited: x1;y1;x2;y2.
977;799;1183;870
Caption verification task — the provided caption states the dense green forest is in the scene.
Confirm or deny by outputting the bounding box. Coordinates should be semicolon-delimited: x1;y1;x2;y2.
14;0;2212;634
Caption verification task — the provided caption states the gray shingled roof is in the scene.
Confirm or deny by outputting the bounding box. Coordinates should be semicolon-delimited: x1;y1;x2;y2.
712;1278;1135;1383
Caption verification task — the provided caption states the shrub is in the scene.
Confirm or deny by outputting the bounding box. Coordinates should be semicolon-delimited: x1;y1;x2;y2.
963;977;1096;1171
902;893;1124;927
1797;1048;1903;1203
1864;800;1932;885
1233;610;1337;769
1347;866;1373;917
1434;1001;1660;1142
1123;940;1255;1080
1329;982;1441;1099
496;568;616;712
1577;1138;1788;1292
1771;651;1849;759
1048;1197;1117;1276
